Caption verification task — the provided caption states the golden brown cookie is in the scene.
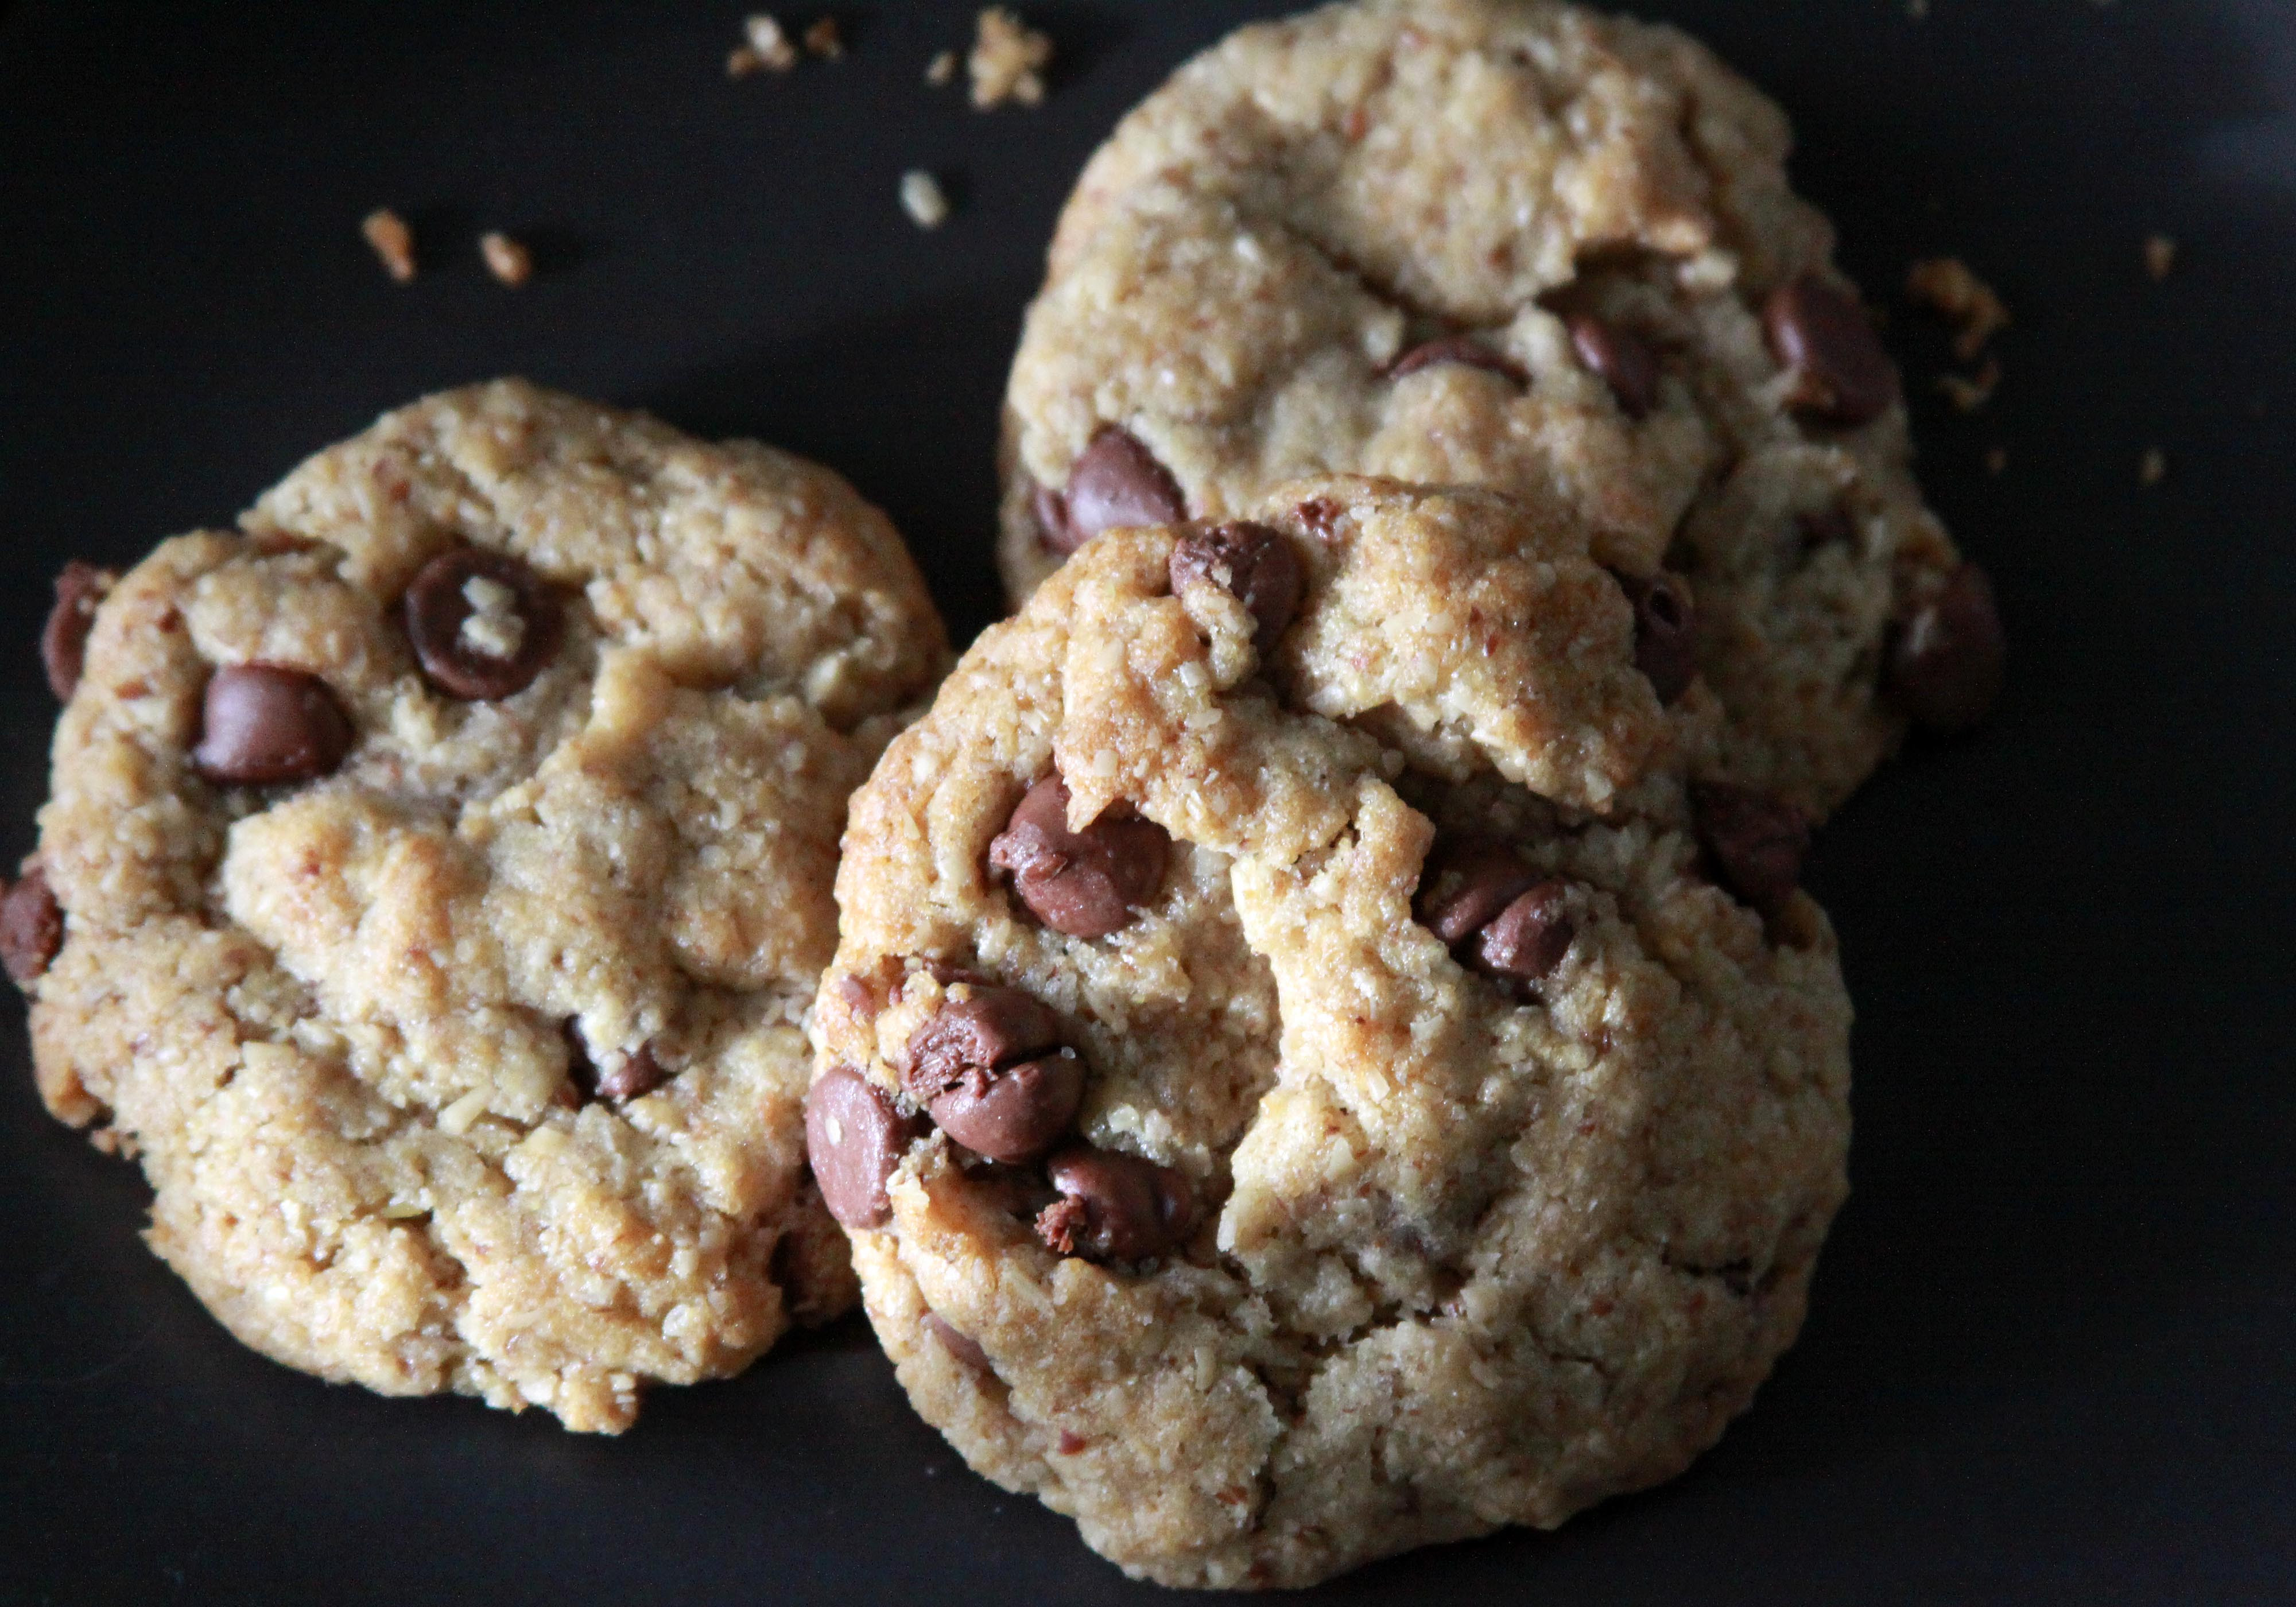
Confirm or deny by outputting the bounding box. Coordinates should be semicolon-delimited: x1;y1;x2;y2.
815;479;1850;1587
18;379;948;1431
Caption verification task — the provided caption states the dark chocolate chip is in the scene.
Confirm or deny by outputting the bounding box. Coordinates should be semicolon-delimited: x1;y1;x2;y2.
191;664;355;785
922;1312;994;1376
1414;841;1539;946
1763;273;1899;426
595;1041;666;1102
1037;1147;1194;1264
1611;569;1698;705
1886;562;2006;735
1387;335;1526;385
42;561;111;701
1567;315;1659;418
1168;521;1304;655
926;1050;1085;1163
903;985;1062;1102
1471;880;1577;985
806;1065;929;1229
1;864;63;985
988;774;1171;940
403;546;563;701
1040;428;1185;556
1294;498;1346;541
1797;503;1856;553
1692;782;1811;914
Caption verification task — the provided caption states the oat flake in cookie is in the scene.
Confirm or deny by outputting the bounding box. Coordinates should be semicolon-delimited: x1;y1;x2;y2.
999;0;2002;819
813;479;1850;1588
21;379;947;1432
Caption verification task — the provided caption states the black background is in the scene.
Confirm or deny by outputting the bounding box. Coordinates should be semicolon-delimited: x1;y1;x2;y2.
2;3;2291;1602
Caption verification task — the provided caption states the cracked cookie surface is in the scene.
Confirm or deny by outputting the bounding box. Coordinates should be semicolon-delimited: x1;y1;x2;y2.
999;0;1994;818
23;379;948;1431
816;480;1850;1587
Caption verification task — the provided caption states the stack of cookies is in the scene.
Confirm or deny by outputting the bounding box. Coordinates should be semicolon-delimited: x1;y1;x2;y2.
9;0;2002;1590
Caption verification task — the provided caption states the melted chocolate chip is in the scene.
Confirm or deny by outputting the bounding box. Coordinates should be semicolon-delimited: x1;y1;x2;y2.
1415;843;1540;946
1;864;63;985
1612;569;1698;705
192;665;355;785
988;774;1171;939
1168;522;1304;655
1692;783;1811;914
1472;880;1578;985
1387;336;1526;385
564;1023;669;1104
1886;562;2006;734
806;1065;929;1229
1567;315;1659;418
904;985;1062;1102
42;561;111;701
1763;273;1900;426
1037;1147;1194;1264
926;1050;1085;1164
1037;428;1185;556
922;1313;994;1376
403;547;563;701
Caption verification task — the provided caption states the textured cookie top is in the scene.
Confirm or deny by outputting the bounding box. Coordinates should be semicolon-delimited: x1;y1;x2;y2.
1002;0;1991;818
816;482;1851;1587
28;379;947;1432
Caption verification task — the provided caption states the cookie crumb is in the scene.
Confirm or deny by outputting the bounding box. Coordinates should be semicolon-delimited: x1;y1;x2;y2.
804;15;843;59
926;48;958;86
362;208;417;284
900;170;951;230
1985;447;2008;475
2144;234;2177;281
2139;447;2167;486
970;7;1052;109
1907;257;2010;360
1936;356;2000;413
479;231;533;288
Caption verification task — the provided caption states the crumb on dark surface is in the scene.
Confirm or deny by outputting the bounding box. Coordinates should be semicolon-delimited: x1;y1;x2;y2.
899;170;949;229
2144;234;2177;280
1937;356;2001;413
805;15;843;59
1907;257;2010;360
480;231;532;287
969;7;1052;108
926;49;957;86
361;208;416;282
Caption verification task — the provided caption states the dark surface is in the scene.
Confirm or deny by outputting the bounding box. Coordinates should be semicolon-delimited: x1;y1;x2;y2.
2;2;2291;1602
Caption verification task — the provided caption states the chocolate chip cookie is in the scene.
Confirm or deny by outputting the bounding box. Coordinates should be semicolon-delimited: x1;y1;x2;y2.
17;379;948;1431
998;0;2002;820
813;479;1851;1587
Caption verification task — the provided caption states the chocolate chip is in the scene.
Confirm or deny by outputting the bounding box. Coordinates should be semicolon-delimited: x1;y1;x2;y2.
1886;562;2005;735
1036;1147;1194;1264
564;1023;669;1104
1;864;63;985
403;546;563;701
806;1065;929;1229
1294;498;1345;541
1415;842;1539;946
922;1312;994;1376
1037;428;1185;556
926;1050;1085;1164
1168;522;1304;655
1472;880;1577;985
191;665;355;786
1763;273;1899;426
988;774;1172;940
1611;569;1698;705
1692;783;1811;914
1567;315;1659;418
1387;336;1526;385
904;985;1062;1101
42;561;111;701
1797;503;1856;553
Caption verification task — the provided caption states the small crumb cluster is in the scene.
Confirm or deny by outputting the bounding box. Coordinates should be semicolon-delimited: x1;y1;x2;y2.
968;7;1053;108
2144;234;2177;281
361;210;533;288
727;12;840;76
1907;256;2008;412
